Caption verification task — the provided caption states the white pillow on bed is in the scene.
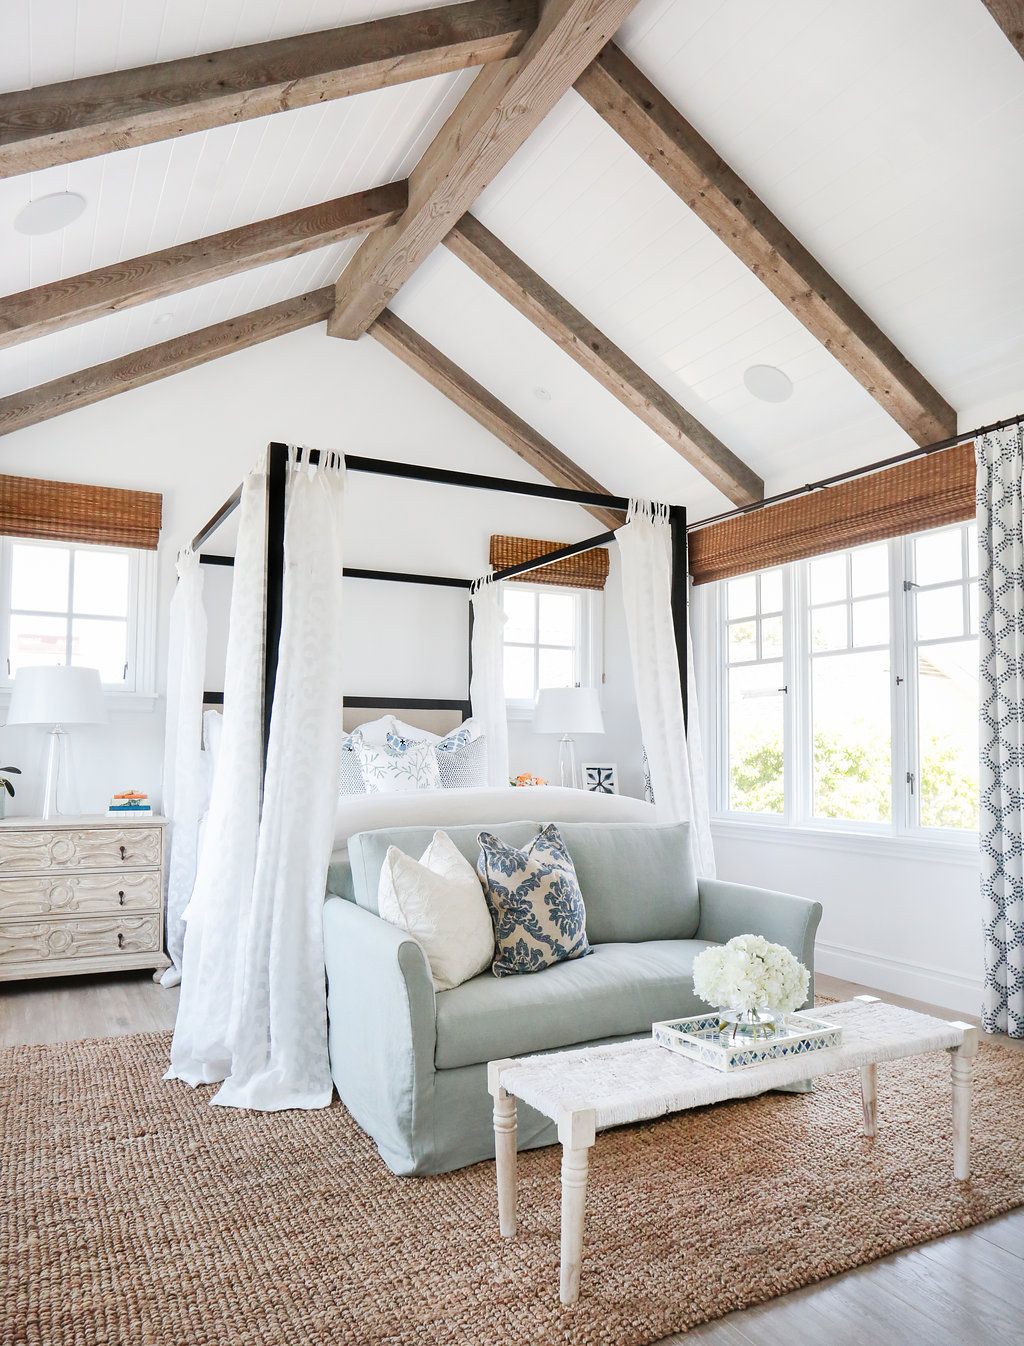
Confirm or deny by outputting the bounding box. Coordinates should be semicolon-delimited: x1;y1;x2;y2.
377;831;494;991
389;716;482;747
358;738;441;793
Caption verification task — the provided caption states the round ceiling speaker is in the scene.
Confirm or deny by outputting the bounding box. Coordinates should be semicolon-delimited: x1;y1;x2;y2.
744;364;794;403
14;191;88;236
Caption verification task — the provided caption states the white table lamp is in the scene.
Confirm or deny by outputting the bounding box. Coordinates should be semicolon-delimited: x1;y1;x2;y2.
533;686;604;789
7;666;108;820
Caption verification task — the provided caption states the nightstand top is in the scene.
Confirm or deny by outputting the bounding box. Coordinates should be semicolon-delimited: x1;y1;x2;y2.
0;814;166;829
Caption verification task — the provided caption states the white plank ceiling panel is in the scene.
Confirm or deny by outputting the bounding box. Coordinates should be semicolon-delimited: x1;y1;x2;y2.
617;0;1024;417
469;90;904;499
391;245;738;519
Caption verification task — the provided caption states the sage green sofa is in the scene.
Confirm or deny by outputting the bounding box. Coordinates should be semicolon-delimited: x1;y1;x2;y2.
323;821;822;1175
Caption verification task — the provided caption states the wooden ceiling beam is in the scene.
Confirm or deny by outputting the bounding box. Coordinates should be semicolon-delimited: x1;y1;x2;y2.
0;0;537;178
329;0;641;339
445;214;762;505
576;44;957;446
0;289;334;437
0;183;406;352
982;2;1024;58
370;309;624;529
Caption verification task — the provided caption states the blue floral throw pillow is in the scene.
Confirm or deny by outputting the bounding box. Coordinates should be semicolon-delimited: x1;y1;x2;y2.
476;824;590;977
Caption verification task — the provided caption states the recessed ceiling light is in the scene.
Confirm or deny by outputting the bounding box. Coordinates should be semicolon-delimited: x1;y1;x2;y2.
14;191;87;236
153;312;175;325
744;364;793;404
533;386;552;401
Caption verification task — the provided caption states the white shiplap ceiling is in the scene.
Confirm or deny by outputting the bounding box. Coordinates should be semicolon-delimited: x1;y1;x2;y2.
1;0;1022;517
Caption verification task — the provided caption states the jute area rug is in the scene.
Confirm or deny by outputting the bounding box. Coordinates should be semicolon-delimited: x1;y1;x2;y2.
3;1029;1023;1346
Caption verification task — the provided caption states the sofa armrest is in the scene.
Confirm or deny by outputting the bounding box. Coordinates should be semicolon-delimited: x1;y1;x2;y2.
695;878;823;1004
323;897;436;1171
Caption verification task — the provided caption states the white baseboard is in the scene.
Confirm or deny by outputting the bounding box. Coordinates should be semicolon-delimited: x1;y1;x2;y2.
815;939;983;1017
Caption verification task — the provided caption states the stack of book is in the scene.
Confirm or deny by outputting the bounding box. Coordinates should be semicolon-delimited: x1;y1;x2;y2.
107;790;152;818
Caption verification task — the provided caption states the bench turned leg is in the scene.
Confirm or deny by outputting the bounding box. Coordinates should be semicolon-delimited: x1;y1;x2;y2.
860;1062;877;1137
948;1023;979;1181
557;1108;596;1306
488;1060;518;1238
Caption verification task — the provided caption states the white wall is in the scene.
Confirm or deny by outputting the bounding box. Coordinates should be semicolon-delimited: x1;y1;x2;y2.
711;821;982;1015
0;324;644;813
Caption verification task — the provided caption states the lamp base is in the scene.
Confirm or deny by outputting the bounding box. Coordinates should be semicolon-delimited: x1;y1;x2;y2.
558;734;579;790
42;725;69;822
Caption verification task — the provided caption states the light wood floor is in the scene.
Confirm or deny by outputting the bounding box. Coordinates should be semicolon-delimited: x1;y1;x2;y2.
2;970;1021;1346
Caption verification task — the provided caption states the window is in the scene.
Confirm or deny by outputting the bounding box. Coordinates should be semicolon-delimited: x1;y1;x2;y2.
723;569;785;814
0;537;156;694
704;522;978;839
501;584;601;714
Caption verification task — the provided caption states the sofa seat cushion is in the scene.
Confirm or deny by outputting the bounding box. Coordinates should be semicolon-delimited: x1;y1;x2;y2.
434;939;717;1070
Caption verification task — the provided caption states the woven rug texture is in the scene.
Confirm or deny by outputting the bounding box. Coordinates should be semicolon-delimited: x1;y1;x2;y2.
3;1029;1023;1346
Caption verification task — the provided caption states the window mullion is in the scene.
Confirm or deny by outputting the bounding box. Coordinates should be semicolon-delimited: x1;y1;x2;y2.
65;549;75;666
892;537;913;834
790;560;810;825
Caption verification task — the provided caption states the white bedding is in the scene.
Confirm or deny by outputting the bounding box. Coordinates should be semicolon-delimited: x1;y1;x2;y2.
331;785;656;853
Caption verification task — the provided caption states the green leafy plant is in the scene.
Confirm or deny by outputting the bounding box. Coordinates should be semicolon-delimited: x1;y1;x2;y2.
0;765;22;798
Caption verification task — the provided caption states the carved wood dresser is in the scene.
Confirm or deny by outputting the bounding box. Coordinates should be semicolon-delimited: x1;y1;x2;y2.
0;815;169;983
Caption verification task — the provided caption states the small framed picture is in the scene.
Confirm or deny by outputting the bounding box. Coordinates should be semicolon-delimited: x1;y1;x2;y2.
582;763;618;794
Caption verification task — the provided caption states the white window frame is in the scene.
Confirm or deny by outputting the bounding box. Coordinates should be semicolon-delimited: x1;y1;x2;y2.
0;536;158;706
502;582;603;720
699;523;978;849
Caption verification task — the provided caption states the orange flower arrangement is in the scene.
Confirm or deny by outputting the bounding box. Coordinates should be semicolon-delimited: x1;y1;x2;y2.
511;772;547;788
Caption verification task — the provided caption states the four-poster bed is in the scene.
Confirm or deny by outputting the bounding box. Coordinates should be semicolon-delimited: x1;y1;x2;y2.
189;440;690;755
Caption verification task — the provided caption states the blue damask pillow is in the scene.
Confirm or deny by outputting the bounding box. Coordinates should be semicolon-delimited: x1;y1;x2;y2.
476;824;590;977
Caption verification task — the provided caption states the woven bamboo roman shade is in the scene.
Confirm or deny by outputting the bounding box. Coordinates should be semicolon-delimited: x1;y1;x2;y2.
490;535;609;590
688;442;975;586
0;474;162;550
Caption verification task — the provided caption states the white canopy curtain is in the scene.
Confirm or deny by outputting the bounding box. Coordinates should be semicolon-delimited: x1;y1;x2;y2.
978;425;1024;1038
167;447;348;1108
470;576;510;787
618;499;715;877
167;457;269;1085
160;547;207;986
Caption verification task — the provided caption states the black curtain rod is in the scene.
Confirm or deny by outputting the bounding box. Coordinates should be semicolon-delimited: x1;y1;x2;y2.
199;552;470;588
486;529;616;583
688;410;1024;534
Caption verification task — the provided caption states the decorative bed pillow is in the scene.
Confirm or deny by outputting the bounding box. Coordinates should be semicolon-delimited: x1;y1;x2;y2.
476;824;590;977
338;729;365;795
436;734;488;789
389;716;482;747
358;738;441;793
377;831;493;991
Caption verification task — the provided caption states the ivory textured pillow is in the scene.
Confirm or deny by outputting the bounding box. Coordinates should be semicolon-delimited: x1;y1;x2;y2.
377;831;494;991
476;824;590;977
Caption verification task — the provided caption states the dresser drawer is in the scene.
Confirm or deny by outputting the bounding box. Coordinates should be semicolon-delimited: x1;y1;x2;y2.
0;826;162;874
0;914;161;967
0;871;161;919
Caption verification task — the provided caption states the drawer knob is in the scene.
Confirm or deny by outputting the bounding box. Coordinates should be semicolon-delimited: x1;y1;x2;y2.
118;890;126;905
119;845;127;861
117;932;124;948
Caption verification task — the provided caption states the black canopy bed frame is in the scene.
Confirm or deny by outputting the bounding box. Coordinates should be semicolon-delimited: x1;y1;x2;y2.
191;440;689;767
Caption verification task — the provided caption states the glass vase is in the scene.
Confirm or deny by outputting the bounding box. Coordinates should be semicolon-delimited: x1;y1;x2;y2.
717;1006;779;1043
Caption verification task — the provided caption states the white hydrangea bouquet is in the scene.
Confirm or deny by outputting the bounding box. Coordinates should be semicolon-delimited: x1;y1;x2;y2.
692;934;810;1040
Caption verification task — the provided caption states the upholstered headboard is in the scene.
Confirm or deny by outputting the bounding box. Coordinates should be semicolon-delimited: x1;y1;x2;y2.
341;703;468;736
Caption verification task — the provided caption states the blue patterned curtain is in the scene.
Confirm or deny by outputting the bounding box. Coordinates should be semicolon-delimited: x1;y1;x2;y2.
978;425;1024;1037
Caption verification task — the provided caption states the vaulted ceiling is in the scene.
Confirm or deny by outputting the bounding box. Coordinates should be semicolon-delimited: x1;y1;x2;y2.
2;0;1022;521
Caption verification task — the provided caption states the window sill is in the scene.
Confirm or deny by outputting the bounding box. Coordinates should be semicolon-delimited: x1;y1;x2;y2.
710;816;980;867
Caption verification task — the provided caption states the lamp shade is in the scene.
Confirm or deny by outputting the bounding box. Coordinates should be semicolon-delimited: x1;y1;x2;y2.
532;686;604;735
7;666;108;726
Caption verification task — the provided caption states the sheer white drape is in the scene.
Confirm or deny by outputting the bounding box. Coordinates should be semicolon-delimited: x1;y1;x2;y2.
618;499;715;876
214;451;346;1109
166;457;268;1086
160;547;207;986
978;426;1024;1037
470;577;510;787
